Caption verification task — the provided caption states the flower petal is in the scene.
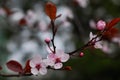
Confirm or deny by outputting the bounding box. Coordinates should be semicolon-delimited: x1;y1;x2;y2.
54;63;63;69
30;55;42;64
39;68;47;75
89;32;93;40
55;49;64;57
60;54;70;62
94;42;102;49
41;62;47;68
47;53;56;60
31;68;39;75
89;32;96;40
30;60;36;68
30;55;42;68
43;59;55;66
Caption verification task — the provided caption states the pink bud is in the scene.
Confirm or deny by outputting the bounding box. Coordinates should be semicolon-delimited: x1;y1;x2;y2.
96;20;106;30
45;37;51;44
79;52;84;57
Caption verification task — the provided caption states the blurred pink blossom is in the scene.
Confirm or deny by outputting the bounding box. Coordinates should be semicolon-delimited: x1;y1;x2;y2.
45;49;70;69
30;55;47;75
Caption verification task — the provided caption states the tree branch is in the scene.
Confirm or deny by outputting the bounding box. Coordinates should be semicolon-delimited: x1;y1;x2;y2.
0;73;32;77
51;20;56;53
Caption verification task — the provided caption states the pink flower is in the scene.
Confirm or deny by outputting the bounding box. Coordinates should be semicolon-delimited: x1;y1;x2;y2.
45;49;70;69
30;56;47;75
96;20;106;30
89;32;102;49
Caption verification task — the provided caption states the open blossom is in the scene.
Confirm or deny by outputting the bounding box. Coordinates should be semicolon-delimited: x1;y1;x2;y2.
45;49;70;69
96;20;106;30
30;55;47;75
89;32;102;49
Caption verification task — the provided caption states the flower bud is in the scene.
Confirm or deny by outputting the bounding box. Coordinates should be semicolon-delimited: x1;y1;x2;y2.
45;37;51;44
79;52;84;57
64;66;72;71
96;20;106;30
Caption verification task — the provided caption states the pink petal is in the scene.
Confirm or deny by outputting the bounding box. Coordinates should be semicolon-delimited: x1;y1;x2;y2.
60;54;70;62
30;60;36;68
41;62;47;68
89;32;95;40
30;55;42;64
54;63;63;69
43;59;55;66
56;49;64;57
39;68;47;75
94;42;102;49
31;68;39;75
47;53;56;60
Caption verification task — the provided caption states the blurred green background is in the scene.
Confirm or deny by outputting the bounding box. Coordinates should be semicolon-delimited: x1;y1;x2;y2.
0;0;120;80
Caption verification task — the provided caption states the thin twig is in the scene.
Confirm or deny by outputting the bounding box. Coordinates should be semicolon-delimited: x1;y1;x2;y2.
51;20;56;53
68;29;105;55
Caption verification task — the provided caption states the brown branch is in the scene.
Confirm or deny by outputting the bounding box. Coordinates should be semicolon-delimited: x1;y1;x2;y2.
51;20;56;53
0;66;70;77
0;73;32;77
68;30;105;55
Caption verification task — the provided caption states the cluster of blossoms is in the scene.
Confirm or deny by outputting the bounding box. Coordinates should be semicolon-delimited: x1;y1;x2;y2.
0;1;120;78
89;18;120;54
30;49;70;75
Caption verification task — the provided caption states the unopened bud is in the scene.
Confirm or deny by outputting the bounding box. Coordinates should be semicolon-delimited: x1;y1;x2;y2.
96;20;106;30
64;66;72;71
79;52;84;57
45;37;51;44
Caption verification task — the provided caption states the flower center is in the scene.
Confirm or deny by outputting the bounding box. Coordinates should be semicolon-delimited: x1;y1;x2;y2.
55;58;61;63
35;64;41;70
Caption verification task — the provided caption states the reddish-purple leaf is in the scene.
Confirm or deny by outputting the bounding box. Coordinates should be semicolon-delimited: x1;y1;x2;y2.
64;66;72;71
103;27;119;40
107;18;120;29
23;60;31;73
6;60;23;73
45;2;57;20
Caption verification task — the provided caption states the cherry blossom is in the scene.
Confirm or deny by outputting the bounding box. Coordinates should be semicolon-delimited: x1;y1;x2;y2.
30;55;47;75
45;49;70;69
96;20;106;30
89;32;102;49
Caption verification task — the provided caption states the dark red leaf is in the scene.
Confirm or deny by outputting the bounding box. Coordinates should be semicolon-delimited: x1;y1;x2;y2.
45;2;57;20
63;66;72;71
23;60;31;73
6;60;23;73
107;18;120;29
102;27;119;40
